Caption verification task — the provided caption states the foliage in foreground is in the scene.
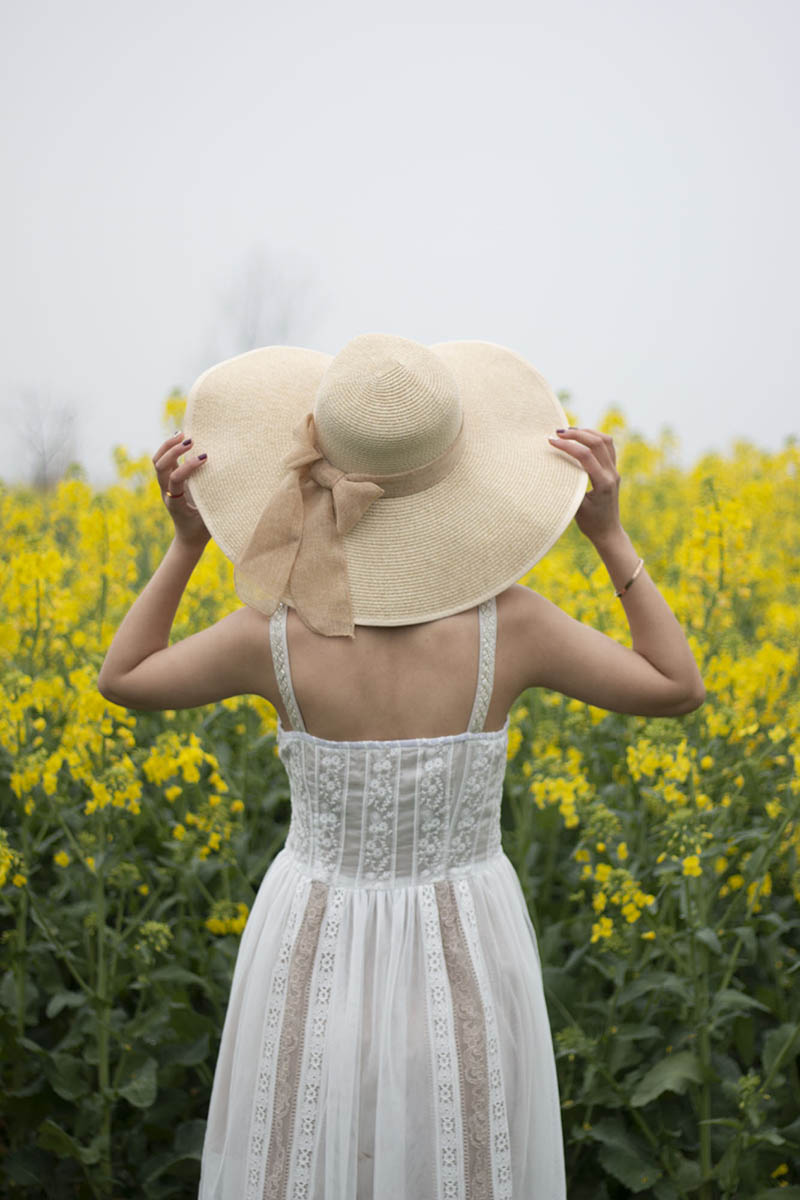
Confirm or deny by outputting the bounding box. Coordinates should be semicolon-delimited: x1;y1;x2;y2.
1;395;799;1198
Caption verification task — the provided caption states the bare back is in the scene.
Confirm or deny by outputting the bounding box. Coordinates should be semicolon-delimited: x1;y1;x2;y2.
254;586;525;741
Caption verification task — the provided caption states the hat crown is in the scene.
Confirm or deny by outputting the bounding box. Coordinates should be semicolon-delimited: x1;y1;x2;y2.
313;334;463;474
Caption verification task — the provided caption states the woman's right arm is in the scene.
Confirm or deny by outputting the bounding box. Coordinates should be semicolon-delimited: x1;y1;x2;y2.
510;428;706;718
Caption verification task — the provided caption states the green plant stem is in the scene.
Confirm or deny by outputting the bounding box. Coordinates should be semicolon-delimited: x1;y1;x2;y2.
94;828;112;1198
105;890;126;998
685;876;713;1194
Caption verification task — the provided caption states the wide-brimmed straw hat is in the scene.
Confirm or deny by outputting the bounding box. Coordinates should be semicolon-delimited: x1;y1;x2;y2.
183;333;588;637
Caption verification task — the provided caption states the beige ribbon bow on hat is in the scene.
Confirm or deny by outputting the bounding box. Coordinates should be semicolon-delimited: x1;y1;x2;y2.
234;414;385;637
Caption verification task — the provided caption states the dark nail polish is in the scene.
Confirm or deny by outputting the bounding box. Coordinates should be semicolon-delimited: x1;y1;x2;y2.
182;437;192;446
198;452;207;460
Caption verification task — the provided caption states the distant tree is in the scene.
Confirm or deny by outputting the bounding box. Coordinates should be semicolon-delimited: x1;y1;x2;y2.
204;243;325;364
7;387;81;491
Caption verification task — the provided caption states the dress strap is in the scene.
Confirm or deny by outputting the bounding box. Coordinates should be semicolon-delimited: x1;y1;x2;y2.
466;596;497;734
268;603;307;733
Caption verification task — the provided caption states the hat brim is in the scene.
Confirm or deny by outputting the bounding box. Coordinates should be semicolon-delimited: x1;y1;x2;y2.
184;339;588;626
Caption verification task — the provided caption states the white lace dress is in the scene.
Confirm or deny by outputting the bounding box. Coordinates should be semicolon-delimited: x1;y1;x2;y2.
198;597;567;1199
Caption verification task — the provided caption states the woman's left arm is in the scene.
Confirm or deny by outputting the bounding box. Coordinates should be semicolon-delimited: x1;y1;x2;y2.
96;432;270;712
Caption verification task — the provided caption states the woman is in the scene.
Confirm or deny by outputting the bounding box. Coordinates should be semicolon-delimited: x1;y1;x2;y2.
98;334;704;1199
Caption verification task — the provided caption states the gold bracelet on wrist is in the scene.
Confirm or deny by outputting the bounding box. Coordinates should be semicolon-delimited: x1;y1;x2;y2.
614;557;644;598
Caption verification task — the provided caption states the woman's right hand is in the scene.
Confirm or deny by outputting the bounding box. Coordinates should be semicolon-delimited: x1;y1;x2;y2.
548;427;623;544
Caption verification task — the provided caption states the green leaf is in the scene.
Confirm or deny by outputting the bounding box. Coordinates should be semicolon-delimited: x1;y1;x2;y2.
763;1022;800;1080
752;1190;800;1200
118;1056;158;1108
653;1182;678;1200
160;1032;210;1067
44;1052;88;1101
140;1121;207;1182
36;1119;101;1165
630;1051;703;1107
174;1119;206;1158
4;1148;52;1187
148;964;211;991
733;923;757;958
611;1023;662;1043
695;926;722;955
779;1112;800;1141
597;1144;663;1192
618;972;687;1005
585;1116;639;1153
711;988;770;1017
0;969;16;1011
670;1154;704;1189
45;989;87;1018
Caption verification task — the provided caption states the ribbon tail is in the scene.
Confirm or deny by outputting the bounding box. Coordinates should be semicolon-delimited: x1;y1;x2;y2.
289;484;357;637
233;477;304;616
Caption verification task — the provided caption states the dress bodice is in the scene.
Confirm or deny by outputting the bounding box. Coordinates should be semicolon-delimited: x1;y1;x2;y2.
268;598;509;887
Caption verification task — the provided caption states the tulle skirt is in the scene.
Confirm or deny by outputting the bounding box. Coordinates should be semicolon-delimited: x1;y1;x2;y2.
198;846;566;1199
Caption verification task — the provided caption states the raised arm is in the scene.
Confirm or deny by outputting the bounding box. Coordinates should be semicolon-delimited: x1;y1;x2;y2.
508;427;705;717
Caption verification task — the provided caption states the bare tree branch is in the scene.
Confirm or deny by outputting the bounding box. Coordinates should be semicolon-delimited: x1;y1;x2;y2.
7;387;81;491
205;243;325;364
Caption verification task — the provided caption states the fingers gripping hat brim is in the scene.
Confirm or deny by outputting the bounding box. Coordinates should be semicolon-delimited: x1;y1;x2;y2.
183;339;588;626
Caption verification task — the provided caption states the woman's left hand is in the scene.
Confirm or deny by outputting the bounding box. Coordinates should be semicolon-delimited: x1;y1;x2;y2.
153;432;211;548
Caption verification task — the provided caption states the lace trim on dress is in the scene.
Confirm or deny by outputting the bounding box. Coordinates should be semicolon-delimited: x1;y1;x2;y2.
416;742;455;881
262;880;329;1200
288;887;347;1196
270;603;306;733
434;879;494;1200
467;598;497;735
245;878;313;1200
360;745;402;882
455;880;513;1200
421;884;465;1198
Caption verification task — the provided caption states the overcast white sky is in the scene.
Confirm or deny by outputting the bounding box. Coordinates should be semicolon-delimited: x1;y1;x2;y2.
1;0;798;488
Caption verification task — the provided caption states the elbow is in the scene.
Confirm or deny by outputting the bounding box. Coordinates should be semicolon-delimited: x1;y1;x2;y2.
97;674;121;704
674;683;706;714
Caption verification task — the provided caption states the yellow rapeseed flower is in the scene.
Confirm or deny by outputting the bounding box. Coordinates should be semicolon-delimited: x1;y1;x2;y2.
682;855;702;877
53;850;70;868
617;842;628;861
12;873;27;887
590;916;614;943
506;727;523;759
